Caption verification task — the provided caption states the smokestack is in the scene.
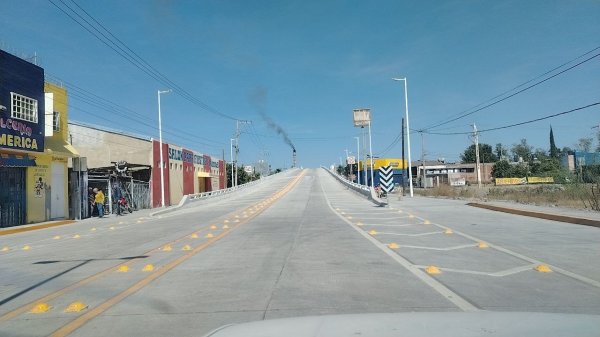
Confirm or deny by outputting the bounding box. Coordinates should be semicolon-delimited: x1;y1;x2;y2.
292;149;297;168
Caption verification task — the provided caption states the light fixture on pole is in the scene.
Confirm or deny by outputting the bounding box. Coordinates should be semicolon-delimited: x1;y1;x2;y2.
157;89;171;207
354;136;360;185
392;78;413;197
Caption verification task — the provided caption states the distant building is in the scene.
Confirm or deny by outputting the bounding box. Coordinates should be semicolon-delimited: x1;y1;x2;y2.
561;151;600;172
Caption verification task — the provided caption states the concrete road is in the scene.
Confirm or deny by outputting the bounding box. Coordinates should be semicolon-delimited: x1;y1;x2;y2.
1;168;599;337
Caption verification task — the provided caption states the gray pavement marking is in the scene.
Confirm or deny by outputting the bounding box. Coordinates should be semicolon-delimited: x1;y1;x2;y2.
319;176;480;312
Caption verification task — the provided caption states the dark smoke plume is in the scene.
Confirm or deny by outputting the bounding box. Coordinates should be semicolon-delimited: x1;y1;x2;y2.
249;87;296;151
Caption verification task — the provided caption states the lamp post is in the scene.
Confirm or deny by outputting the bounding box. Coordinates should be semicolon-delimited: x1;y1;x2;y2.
354;136;360;185
392;78;413;197
157;89;171;207
230;138;235;188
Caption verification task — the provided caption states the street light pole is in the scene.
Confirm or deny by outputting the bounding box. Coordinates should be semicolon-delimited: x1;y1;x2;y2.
157;89;171;207
368;120;375;188
230;138;235;188
392;78;413;197
354;136;360;185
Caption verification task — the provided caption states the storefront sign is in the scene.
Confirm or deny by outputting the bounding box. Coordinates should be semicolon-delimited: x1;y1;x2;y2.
0;118;41;151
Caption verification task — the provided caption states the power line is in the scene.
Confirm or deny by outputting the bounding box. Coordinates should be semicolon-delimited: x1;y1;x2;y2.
420;46;600;131
48;0;238;120
424;102;600;135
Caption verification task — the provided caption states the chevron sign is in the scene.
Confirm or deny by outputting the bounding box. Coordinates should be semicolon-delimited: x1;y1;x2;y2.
379;165;394;193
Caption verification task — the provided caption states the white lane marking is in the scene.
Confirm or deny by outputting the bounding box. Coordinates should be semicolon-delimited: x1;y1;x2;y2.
356;216;412;220
376;231;444;237
362;223;418;227
320;175;479;312
397;244;477;251
413;264;536;277
400;211;600;289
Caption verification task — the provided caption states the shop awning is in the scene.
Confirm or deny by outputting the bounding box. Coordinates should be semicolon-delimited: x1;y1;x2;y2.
44;138;79;157
197;171;211;178
0;153;36;167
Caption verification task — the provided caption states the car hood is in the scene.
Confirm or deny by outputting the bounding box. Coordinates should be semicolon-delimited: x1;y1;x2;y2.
203;312;600;337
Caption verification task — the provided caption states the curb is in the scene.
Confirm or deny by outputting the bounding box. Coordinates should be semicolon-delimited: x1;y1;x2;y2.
467;203;600;228
0;220;78;236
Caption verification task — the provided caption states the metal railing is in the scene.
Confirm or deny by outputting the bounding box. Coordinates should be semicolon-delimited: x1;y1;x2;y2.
321;167;387;206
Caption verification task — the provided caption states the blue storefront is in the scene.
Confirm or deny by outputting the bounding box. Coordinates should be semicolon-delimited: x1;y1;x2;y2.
0;50;45;227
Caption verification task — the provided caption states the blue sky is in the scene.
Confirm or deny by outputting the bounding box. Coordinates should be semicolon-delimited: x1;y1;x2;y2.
1;0;599;168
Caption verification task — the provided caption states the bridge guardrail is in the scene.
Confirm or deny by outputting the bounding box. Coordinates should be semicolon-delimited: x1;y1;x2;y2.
321;167;387;206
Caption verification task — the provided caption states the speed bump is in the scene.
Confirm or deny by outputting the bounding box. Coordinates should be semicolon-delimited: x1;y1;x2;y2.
182;245;192;251
478;242;489;249
30;303;51;314
388;243;399;249
425;266;441;274
190;233;199;239
205;233;214;238
368;230;378;235
53;235;61;240
142;264;154;272
161;245;172;252
22;245;31;251
210;225;217;230
65;301;88;313
1;246;9;252
444;229;453;235
535;264;552;273
117;265;129;273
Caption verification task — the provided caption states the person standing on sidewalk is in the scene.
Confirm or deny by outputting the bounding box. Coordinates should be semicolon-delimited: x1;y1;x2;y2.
113;185;123;216
93;188;105;218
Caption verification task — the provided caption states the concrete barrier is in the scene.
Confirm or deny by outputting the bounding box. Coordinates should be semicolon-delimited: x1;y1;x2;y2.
321;167;387;206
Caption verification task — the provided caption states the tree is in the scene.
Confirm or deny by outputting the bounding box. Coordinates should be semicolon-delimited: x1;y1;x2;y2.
491;160;511;178
511;138;533;162
597;130;600;152
495;143;507;160
576;137;593;152
533;148;548;162
549;126;559;158
460;143;498;163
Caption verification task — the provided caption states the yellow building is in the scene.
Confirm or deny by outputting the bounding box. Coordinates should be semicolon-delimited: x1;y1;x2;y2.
25;83;78;222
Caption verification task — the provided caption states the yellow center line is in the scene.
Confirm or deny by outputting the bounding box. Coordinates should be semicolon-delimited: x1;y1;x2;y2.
48;170;305;337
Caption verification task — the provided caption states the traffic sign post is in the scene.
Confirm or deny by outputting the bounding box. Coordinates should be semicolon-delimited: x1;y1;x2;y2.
379;166;394;204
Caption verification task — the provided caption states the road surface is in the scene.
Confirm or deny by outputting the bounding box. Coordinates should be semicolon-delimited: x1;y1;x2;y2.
1;168;599;337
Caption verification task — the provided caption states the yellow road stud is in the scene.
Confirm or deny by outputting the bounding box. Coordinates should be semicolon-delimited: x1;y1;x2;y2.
142;264;154;272
388;243;400;249
224;219;230;223
478;242;489;248
356;222;364;226
347;216;353;219
65;301;88;313
222;225;230;229
423;220;431;225
205;233;214;238
53;235;61;240
91;227;97;231
1;246;9;252
210;225;217;229
109;226;115;230
444;229;453;235
117;265;129;273
22;245;31;251
341;211;346;215
398;210;403;213
182;245;192;251
535;264;552;273
235;215;240;218
30;303;51;313
162;245;172;252
73;234;80;239
119;221;125;225
368;230;378;235
234;219;240;223
136;220;143;223
190;233;199;239
408;214;415;218
425;266;441;274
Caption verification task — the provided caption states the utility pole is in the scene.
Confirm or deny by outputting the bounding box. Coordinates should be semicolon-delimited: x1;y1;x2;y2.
473;123;482;188
354;136;360;185
420;131;425;187
402;118;406;196
345;149;349;179
234;120;251;187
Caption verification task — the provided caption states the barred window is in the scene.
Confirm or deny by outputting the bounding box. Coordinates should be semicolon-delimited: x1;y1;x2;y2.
10;92;38;123
53;111;60;131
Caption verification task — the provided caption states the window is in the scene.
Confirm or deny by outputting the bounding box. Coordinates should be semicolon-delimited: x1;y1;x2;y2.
53;111;60;132
11;92;38;123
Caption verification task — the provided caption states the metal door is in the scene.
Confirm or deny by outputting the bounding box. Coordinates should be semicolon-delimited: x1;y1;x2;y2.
51;163;65;219
0;167;26;227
